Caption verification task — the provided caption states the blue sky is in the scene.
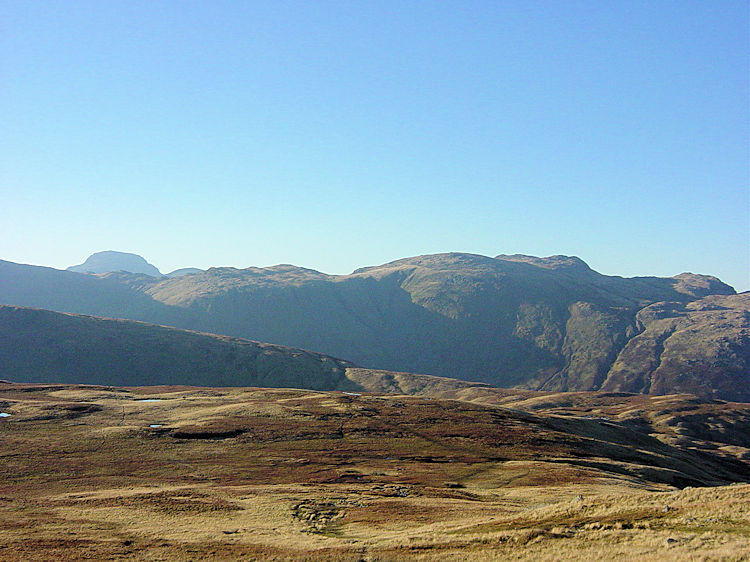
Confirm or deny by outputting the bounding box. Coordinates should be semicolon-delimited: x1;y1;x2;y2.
1;1;748;290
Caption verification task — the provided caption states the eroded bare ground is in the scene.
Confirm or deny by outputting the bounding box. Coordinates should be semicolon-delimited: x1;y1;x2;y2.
0;383;748;560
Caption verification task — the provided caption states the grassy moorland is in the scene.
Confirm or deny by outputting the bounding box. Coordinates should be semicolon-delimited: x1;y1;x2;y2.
0;383;747;560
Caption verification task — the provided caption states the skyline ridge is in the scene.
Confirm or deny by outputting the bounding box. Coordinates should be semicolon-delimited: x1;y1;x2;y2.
56;249;742;291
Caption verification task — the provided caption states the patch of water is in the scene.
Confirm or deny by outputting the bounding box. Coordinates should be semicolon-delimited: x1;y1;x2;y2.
149;424;163;428
342;392;361;396
0;412;11;418
135;399;163;402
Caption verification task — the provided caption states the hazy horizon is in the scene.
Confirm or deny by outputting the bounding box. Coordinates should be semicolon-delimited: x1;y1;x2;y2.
2;2;748;291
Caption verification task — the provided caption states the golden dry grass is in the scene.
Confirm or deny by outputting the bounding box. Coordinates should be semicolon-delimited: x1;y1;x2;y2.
0;383;748;560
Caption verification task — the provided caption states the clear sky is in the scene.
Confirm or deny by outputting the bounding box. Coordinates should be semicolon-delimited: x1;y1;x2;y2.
2;1;748;290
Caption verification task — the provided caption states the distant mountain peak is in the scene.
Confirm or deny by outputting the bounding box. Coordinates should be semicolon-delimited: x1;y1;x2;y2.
67;251;161;277
165;267;203;278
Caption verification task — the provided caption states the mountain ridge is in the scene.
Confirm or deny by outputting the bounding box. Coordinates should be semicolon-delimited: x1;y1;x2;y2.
0;304;359;389
1;252;744;400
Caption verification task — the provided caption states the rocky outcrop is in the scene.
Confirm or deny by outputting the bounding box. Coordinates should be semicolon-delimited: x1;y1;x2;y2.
601;293;749;401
